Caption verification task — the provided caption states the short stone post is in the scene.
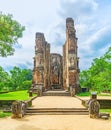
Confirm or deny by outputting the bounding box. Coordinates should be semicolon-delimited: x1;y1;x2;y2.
70;87;75;97
11;101;22;118
11;101;27;118
29;90;33;97
88;92;100;118
37;87;42;96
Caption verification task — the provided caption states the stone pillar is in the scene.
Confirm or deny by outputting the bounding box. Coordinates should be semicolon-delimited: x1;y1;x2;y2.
30;32;50;93
63;18;80;93
44;42;50;90
63;44;67;90
29;90;33;97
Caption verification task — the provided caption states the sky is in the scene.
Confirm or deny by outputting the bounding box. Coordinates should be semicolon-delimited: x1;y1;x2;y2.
0;0;111;71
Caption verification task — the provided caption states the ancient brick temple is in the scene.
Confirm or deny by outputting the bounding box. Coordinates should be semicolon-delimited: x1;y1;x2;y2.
31;18;80;93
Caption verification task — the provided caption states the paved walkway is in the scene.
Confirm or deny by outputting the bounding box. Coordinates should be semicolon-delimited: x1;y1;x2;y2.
0;96;111;130
32;96;85;108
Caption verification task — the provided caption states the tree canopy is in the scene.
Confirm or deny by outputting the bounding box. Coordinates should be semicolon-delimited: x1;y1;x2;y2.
0;12;25;57
80;47;111;92
0;66;32;91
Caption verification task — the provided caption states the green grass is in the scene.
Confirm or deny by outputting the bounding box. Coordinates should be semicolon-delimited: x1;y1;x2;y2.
100;109;111;114
76;92;90;96
0;90;36;100
98;93;111;96
0;111;11;118
76;91;111;97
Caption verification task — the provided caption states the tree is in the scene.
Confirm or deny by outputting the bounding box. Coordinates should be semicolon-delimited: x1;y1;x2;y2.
9;66;22;90
9;67;32;91
0;66;9;91
0;66;32;91
80;70;92;89
80;47;111;92
0;12;25;57
21;69;32;81
21;80;32;90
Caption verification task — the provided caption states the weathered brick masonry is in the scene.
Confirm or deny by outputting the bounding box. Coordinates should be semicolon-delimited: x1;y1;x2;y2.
30;18;80;93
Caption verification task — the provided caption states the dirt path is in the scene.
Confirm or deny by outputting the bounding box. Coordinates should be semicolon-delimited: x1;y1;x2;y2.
0;96;111;130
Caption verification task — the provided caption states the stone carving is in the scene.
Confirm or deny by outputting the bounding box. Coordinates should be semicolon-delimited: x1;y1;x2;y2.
50;54;62;89
87;93;100;118
89;99;100;118
70;57;75;66
11;101;27;118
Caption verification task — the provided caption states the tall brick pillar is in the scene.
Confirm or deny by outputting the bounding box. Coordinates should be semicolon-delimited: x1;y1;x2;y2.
31;33;50;93
63;18;80;93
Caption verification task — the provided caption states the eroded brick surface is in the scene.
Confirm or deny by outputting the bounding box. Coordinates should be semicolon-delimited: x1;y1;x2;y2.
30;18;80;93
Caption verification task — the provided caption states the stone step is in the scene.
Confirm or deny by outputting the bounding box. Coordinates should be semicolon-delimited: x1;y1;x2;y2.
26;108;89;115
43;91;70;96
25;112;89;115
27;108;88;111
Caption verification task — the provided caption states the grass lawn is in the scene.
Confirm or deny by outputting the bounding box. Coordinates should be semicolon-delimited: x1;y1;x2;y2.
76;91;111;97
0;90;36;100
100;109;111;116
76;92;90;96
0;111;11;118
98;93;111;96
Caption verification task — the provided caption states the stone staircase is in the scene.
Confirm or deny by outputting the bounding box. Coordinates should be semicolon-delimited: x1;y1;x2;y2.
25;107;89;115
43;90;70;96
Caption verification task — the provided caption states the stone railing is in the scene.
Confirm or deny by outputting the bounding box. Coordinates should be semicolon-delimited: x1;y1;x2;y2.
86;92;110;119
76;93;110;119
11;95;37;118
11;101;27;118
0;100;15;110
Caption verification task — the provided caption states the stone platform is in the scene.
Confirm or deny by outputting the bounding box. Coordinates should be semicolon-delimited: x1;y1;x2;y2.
43;90;70;96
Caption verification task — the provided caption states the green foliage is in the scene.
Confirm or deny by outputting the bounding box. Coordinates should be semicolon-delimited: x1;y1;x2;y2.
80;70;92;89
21;80;32;90
80;47;111;92
0;111;11;118
0;66;10;91
98;93;111;96
0;12;25;57
0;90;31;100
9;67;32;91
0;66;32;91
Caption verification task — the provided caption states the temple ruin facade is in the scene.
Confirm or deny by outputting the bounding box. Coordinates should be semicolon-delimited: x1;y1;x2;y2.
31;18;80;94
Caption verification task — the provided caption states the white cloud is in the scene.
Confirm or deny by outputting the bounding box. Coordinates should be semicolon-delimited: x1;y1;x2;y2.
0;0;111;71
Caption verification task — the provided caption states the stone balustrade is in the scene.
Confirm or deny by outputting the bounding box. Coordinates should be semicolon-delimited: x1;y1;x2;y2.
11;95;37;118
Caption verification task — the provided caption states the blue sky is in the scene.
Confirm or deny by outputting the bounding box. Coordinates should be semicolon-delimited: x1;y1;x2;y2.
0;0;111;71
